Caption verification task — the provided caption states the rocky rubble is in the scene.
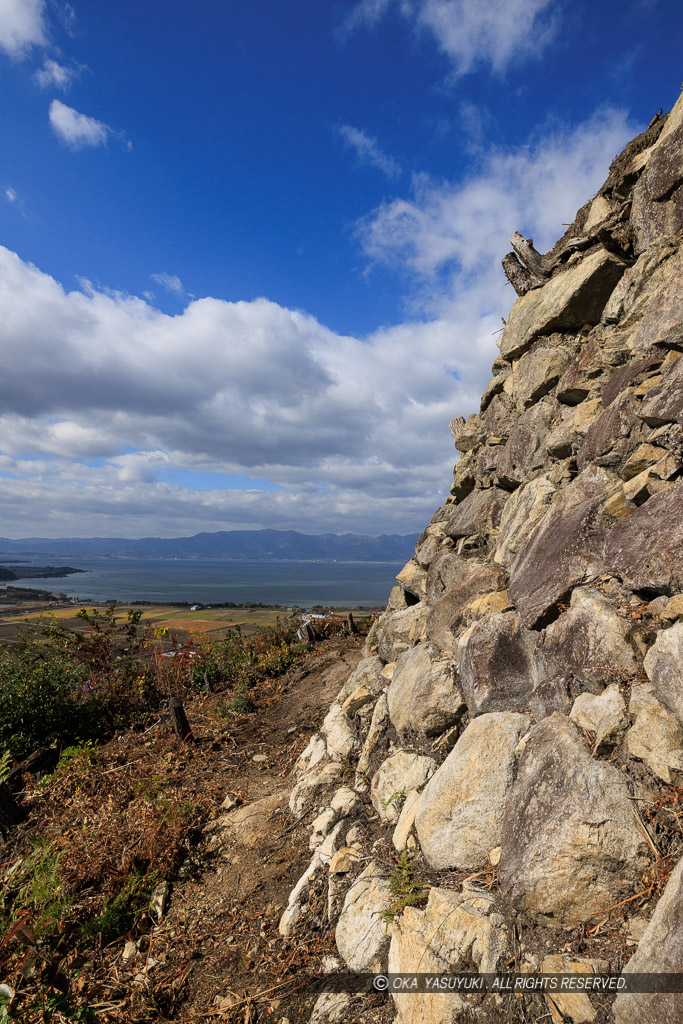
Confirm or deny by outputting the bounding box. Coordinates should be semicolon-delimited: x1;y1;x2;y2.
280;94;683;1023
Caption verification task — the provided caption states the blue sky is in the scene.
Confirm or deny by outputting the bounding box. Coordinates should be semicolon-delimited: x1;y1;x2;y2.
0;0;681;537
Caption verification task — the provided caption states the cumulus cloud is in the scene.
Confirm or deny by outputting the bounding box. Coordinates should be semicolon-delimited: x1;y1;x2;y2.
151;272;185;296
49;99;110;148
341;0;559;76
0;107;637;536
359;107;634;288
35;57;81;89
0;0;46;58
338;124;402;180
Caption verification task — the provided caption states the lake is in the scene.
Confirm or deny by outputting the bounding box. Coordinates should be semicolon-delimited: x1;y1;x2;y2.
3;558;403;607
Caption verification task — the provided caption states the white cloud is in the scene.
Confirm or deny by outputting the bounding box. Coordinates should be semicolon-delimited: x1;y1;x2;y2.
0;107;638;536
151;272;185;296
35;57;80;90
338;124;402;180
358;107;634;289
338;0;393;37
49;99;110;149
341;0;559;76
0;0;46;58
5;185;17;203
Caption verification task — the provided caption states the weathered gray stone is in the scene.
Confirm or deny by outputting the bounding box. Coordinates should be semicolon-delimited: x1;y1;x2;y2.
504;336;573;409
603;481;683;594
631;90;683;253
425;549;468;605
601;356;663;408
458;612;536;716
500;249;628;361
576;392;638;470
444;486;509;539
622;246;683;352
601;242;676;325
388;886;509;1024
613;855;683;1024
426;561;507;652
494;474;555;570
643;621;683;727
532;588;638;701
415;712;530;870
451;412;485;453
639;352;683;427
495;398;557;488
569;684;628;753
335;861;393;971
371;751;437;822
356;692;389;780
387;642;465;738
499;714;651;925
509;467;618;627
627;683;683;783
378;604;427;663
396;558;428;601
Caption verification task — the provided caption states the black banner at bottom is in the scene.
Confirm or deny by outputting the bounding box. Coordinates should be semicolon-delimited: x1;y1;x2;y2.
302;973;683;995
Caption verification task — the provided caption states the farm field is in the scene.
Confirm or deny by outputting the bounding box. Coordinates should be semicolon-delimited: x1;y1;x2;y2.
0;602;290;647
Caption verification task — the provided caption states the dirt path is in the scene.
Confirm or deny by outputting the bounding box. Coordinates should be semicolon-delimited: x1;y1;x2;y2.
130;636;366;1023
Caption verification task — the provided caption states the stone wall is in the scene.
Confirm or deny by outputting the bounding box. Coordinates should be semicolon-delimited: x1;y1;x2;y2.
281;93;683;1024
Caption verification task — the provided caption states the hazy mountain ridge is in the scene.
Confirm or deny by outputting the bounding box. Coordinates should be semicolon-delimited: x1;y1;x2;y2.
0;529;420;562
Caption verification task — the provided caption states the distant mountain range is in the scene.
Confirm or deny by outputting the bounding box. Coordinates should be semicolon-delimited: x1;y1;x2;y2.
0;529;420;563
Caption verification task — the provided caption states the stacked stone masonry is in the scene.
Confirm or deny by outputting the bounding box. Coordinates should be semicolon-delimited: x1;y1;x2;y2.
283;93;683;1024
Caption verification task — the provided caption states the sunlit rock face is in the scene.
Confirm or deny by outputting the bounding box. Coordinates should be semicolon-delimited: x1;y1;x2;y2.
282;95;683;1019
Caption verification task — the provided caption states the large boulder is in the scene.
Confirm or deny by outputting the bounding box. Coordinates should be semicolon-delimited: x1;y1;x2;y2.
531;587;638;715
613;855;683;1024
499;714;651;925
603;481;683;594
508;466;617;627
387;642;465;738
500;248;627;361
643;621;683;727
335;861;393;971
458;612;536;716
415;712;530;870
371;751;437;822
388;885;509;1024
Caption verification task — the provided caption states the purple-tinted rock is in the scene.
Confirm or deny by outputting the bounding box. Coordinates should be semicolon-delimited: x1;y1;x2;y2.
458;612;536;716
445;487;509;539
508;466;617;628
602;356;662;408
603;481;683;594
576;391;637;470
638;353;683;427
